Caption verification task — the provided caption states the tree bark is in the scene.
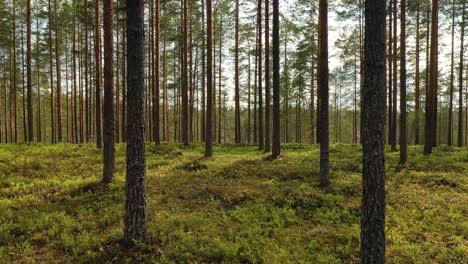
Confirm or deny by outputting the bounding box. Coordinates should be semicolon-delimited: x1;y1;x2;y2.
26;0;33;142
400;0;407;164
181;0;189;146
458;0;466;147
234;0;241;144
265;0;271;152
448;0;455;146
415;3;420;145
95;0;102;148
318;0;329;187
272;0;280;158
257;0;263;151
424;0;438;154
204;0;213;158
124;0;147;245
153;0;161;145
103;0;115;183
361;0;386;261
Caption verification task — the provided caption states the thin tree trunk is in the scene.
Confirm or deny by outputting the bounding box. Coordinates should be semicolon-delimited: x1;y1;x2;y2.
181;0;189;146
12;7;17;143
272;0;280;158
391;0;398;151
103;0;115;183
48;0;55;143
95;0;102;148
415;4;420;145
26;0;33;142
265;0;271;152
458;0;466;147
234;0;241;144
21;26;27;142
205;0;213;158
400;0;407;164
218;20;222;144
257;0;263;150
153;0;161;145
448;0;455;146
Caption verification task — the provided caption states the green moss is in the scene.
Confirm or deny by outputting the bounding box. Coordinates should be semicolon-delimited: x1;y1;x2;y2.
0;143;466;263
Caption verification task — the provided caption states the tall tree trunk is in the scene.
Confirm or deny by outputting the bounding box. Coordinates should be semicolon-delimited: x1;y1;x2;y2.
121;8;127;143
448;0;455;146
272;0;280;158
26;0;33;142
55;0;62;142
12;6;17;143
234;0;241;144
153;0;161;145
36;18;42;142
388;0;393;145
85;0;90;143
458;0;466;147
205;0;213;158
181;0;189;146
95;0;102;148
391;0;398;151
103;0;115;183
257;0;264;151
48;0;55;143
21;27;27;142
318;0;329;187
265;0;271;152
73;4;78;144
400;0;407;164
124;0;147;245
361;0;386;261
424;0;438;154
415;3;420;145
200;0;206;142
218;20;222;144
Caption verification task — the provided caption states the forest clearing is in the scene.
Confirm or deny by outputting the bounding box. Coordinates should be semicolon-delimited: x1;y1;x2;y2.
0;143;466;263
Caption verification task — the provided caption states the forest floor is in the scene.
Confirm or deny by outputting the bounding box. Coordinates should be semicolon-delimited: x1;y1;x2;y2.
0;143;466;263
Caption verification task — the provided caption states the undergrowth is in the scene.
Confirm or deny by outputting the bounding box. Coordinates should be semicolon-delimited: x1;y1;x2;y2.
0;143;466;263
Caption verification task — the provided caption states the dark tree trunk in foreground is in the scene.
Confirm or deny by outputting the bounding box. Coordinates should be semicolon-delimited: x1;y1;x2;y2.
361;0;386;261
424;0;438;154
400;0;407;164
318;0;329;187
95;0;102;148
204;0;213;158
27;0;33;142
272;0;280;158
124;0;147;245
103;0;115;183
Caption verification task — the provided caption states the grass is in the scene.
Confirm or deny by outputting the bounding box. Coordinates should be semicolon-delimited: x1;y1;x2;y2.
0;143;466;263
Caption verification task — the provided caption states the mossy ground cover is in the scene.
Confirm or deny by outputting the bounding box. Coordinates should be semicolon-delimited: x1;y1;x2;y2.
0;143;466;263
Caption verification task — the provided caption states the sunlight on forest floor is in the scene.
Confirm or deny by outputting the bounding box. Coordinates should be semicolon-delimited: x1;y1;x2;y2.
0;143;466;263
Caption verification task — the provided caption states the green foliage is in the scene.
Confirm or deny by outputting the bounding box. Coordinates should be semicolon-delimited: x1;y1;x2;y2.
0;143;466;263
